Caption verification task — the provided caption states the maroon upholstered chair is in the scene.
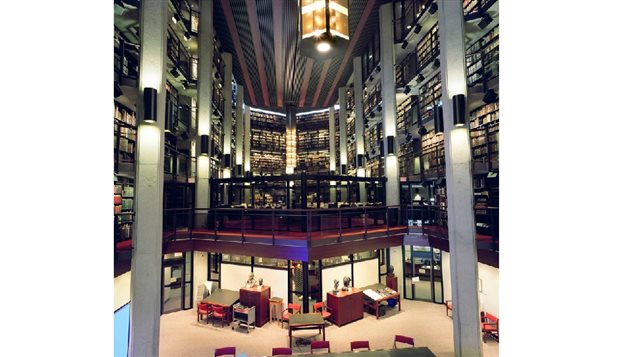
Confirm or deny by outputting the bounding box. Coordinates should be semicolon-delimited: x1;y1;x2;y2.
481;312;499;342
312;302;332;321
310;340;331;354
393;335;415;348
272;347;293;355
210;304;228;327
197;302;211;323
350;340;370;352
214;346;236;357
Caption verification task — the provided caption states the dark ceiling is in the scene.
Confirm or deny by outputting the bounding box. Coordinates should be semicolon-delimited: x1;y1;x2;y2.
213;0;382;111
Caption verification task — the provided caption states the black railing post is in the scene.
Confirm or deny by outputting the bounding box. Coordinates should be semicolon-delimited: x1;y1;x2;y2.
338;208;343;243
241;208;245;243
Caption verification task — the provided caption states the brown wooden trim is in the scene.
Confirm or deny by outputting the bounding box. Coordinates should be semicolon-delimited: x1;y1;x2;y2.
311;59;332;107
298;58;315;107
246;2;270;107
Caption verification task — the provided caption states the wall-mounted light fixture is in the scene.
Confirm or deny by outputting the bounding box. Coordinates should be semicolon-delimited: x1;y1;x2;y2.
433;58;440;69
434;104;444;133
414;24;422;34
478;13;493;30
404;86;411;95
200;134;210;156
417;73;425;83
452;94;466;127
429;2;438;14
236;164;243;177
224;154;231;168
357;154;364;167
401;40;408;49
341;164;347;174
387;135;395;155
143;87;157;122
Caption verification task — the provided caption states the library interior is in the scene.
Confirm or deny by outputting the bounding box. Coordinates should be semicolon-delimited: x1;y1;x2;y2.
113;0;499;356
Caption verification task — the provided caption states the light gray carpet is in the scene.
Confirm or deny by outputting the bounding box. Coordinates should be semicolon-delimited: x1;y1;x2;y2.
159;299;499;357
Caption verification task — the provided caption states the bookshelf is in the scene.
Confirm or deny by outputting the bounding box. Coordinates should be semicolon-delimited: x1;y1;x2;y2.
297;111;332;174
416;22;439;71
363;82;382;119
469;102;499;172
114;176;135;244
250;111;286;175
114;102;137;174
421;131;444;179
466;25;499;87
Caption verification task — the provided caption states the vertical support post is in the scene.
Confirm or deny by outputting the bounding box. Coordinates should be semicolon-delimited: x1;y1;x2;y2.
129;1;167;356
353;57;366;202
222;52;233;192
439;1;483;356
329;106;337;203
235;85;244;176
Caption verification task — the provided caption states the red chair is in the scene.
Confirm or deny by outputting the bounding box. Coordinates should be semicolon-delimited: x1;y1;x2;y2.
210;304;228;327
350;340;370;352
272;347;293;355
481;312;499;342
393;335;415;348
214;346;236;357
312;302;332;321
281;303;301;328
310;341;331;354
197;302;211;324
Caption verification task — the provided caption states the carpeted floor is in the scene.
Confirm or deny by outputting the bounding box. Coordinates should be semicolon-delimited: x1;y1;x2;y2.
159;299;499;357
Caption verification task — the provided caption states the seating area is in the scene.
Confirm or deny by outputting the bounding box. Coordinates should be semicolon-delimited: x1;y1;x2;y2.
481;312;499;343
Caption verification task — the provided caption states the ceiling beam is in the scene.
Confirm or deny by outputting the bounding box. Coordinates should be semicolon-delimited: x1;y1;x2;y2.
272;0;284;108
312;59;332;107
246;1;270;107
298;58;315;107
322;0;377;107
220;0;257;105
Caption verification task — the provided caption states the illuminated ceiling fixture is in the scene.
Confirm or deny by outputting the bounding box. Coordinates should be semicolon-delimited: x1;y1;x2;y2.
299;0;349;58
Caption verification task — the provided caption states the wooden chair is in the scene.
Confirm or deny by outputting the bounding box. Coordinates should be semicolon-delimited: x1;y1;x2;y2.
272;347;293;356
312;302;332;321
310;340;331;354
197;302;211;324
214;346;236;357
393;335;415;348
481;312;499;342
350;340;370;352
445;300;453;317
281;303;301;328
210;304;228;327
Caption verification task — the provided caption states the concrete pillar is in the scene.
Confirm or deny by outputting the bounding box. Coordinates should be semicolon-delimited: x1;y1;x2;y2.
195;0;213;225
379;2;399;206
353;57;366;202
328;106;337;202
439;1;483;356
244;106;251;173
286;105;297;174
129;0;167;356
222;52;233;181
235;85;244;176
338;87;348;202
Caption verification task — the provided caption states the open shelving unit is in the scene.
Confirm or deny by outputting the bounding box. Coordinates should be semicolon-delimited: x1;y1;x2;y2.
297;111;331;174
250;111;286;175
114;102;137;174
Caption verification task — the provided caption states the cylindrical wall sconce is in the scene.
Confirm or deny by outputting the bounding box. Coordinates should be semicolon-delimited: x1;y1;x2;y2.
434;104;444;134
143;87;157;122
224;154;231;168
341;164;347;174
452;94;466;127
236;164;243;177
200;134;210;156
357;154;364;167
387;135;395;155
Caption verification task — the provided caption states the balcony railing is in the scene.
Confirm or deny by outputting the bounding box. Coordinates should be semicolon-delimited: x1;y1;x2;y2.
162;206;406;248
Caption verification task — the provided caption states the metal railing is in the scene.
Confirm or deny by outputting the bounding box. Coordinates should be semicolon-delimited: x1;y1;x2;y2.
162;206;404;248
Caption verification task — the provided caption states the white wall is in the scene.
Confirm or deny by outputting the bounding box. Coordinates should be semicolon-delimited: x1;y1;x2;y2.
442;251;452;302
114;271;131;311
353;258;379;289
220;263;252;291
321;264;353;302
253;267;288;306
441;251;499;316
390;246;404;293
193;251;208;302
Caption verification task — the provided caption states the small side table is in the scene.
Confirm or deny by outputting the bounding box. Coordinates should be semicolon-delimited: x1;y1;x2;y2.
269;297;283;326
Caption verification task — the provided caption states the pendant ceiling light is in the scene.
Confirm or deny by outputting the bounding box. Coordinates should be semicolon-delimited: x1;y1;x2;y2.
299;0;349;59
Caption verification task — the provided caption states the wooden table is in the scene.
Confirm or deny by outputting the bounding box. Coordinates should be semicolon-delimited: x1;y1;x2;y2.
202;289;240;323
288;313;325;347
361;283;401;319
266;347;436;356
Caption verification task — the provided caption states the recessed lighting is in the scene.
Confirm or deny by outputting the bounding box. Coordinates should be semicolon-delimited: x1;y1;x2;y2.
317;41;331;52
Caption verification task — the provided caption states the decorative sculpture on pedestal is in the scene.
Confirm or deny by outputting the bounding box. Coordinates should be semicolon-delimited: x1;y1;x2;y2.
342;276;351;291
245;272;258;288
333;279;339;294
258;277;263;286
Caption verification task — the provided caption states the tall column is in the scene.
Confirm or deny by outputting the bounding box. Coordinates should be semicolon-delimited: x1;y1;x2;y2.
328;106;337;202
439;1;482;356
129;0;167;356
244;106;251;173
286;105;297;174
338;87;348;174
235;85;244;176
222;52;233;180
338;87;348;202
244;105;251;205
195;0;213;225
379;2;399;206
353;57;366;202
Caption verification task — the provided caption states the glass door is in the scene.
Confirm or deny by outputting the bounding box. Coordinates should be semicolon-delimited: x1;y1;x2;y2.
161;252;193;314
403;245;443;303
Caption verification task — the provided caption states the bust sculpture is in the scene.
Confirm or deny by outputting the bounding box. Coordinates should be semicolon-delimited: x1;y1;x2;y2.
333;278;339;293
342;276;351;291
245;272;257;288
